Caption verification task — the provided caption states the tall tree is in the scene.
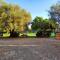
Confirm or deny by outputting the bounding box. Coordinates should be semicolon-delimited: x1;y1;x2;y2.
48;2;60;23
0;2;32;37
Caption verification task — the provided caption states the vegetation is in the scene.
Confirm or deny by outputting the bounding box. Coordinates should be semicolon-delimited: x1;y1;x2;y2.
32;16;56;31
48;2;60;23
0;0;59;38
31;16;57;37
0;1;31;37
31;2;60;37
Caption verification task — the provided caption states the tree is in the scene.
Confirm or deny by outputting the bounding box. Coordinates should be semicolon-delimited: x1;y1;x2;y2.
31;16;56;32
48;2;60;23
32;16;56;37
0;2;32;37
19;9;31;32
32;16;43;31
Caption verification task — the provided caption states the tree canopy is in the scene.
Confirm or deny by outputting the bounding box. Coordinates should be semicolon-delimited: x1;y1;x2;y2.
31;16;56;31
48;2;60;24
0;1;32;33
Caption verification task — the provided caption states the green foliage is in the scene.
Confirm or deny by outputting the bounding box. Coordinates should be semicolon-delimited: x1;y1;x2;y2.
32;16;43;30
32;16;56;31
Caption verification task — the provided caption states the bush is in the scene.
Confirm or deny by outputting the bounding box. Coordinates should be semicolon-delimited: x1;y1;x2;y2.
20;34;28;37
36;30;52;37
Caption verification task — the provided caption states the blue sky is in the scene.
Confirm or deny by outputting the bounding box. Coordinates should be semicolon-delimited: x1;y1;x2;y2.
5;0;58;19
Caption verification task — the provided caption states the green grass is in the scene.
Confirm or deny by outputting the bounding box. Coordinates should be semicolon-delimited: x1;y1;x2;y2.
2;32;56;38
3;32;36;37
27;32;36;36
3;33;10;37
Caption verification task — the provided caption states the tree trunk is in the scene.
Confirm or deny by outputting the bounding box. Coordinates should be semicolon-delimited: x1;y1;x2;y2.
9;29;19;37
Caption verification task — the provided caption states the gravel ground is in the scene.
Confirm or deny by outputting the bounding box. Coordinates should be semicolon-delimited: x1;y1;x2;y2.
0;38;60;60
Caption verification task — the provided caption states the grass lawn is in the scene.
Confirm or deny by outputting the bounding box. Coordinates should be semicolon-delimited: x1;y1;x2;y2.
3;32;36;37
27;32;36;36
2;32;55;38
3;32;56;38
3;33;10;37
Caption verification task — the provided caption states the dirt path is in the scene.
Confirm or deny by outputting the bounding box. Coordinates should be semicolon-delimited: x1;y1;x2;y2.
0;38;60;60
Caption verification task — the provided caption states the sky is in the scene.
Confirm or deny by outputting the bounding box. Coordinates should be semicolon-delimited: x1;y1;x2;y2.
5;0;59;19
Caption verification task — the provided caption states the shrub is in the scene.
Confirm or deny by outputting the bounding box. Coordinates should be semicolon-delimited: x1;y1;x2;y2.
36;30;52;37
20;34;28;37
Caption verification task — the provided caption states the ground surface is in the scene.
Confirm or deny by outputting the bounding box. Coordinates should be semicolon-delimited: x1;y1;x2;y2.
0;38;60;60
